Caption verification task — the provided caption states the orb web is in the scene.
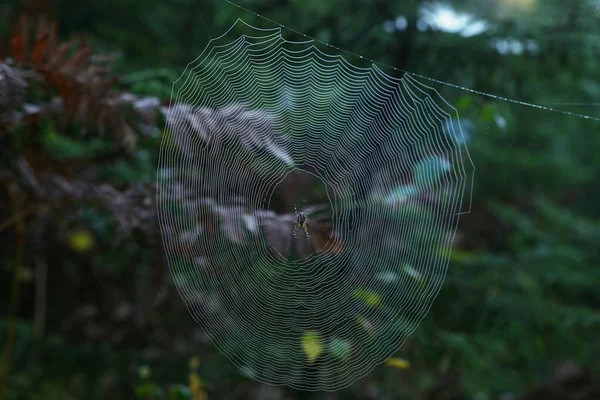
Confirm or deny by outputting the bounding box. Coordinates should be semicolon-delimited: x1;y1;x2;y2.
157;19;474;390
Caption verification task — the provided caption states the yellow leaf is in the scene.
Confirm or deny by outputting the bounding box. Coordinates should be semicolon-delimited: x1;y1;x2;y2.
386;357;411;369
68;229;95;253
189;371;206;400
301;331;323;363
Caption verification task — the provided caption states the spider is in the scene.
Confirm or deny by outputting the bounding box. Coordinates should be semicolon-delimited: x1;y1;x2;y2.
293;205;310;239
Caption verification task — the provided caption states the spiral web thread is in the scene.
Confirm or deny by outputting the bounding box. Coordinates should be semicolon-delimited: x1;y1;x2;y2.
157;19;474;391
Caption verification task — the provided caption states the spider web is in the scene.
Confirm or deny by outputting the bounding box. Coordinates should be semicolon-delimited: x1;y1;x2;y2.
157;19;474;391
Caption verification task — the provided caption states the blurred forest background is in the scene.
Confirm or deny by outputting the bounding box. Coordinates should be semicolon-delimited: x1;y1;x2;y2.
1;0;600;399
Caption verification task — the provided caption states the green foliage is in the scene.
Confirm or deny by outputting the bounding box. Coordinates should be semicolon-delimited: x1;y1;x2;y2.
40;122;114;161
2;0;599;398
123;69;180;99
418;196;600;395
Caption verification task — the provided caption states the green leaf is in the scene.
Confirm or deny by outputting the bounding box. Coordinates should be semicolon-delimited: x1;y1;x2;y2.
169;385;191;400
356;315;376;337
135;383;163;398
414;156;451;187
137;365;152;380
328;338;352;361
403;264;423;282
384;184;420;204
375;271;398;283
41;130;112;162
353;288;381;307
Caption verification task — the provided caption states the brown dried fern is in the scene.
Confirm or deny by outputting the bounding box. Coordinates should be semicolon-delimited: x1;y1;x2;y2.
2;14;125;137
